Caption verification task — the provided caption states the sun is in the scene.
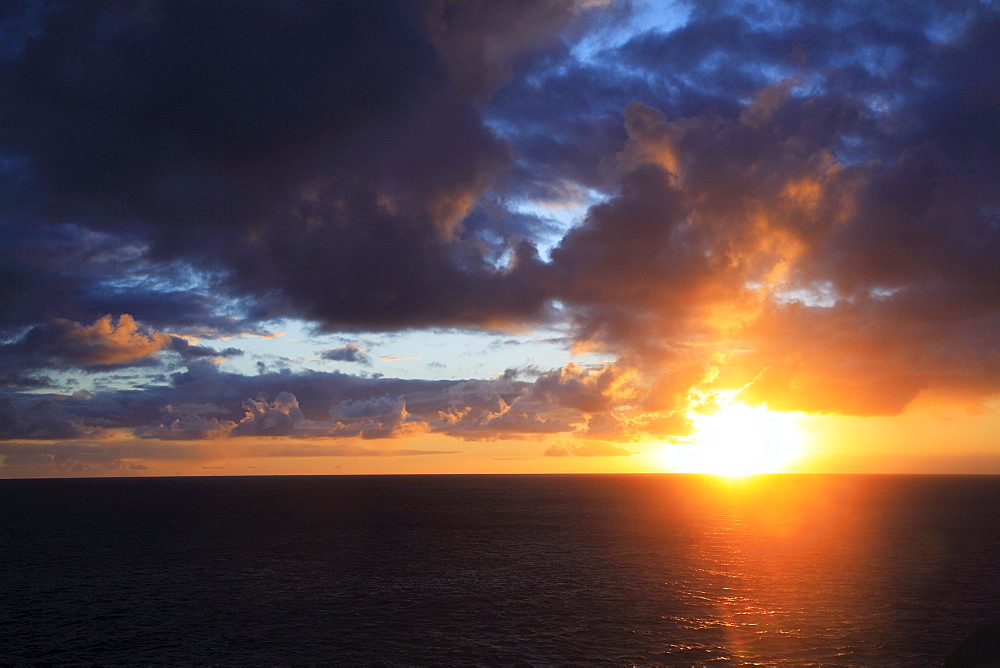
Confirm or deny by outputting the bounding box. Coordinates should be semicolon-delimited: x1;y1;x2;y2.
661;399;805;477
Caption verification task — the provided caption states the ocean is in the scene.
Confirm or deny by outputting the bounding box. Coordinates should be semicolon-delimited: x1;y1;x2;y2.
2;474;999;665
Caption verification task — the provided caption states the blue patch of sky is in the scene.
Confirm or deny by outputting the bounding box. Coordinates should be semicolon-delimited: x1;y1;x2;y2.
481;115;520;140
508;186;606;261
743;61;798;87
571;0;692;65
89;253;267;332
774;282;902;309
208;319;610;382
90;259;166;293
640;57;797;109
833;134;867;166
89;371;161;394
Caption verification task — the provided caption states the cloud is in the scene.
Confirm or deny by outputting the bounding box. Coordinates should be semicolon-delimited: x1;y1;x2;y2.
0;373;57;390
432;390;576;441
0;1;580;332
0;221;268;340
0;394;114;440
169;337;244;361
231;392;310;438
0;315;172;371
0;315;245;382
328;396;420;439
140;389;422;441
319;344;372;366
135;404;236;441
536;0;1000;415
379;354;422;362
422;363;648;440
0;353;692;446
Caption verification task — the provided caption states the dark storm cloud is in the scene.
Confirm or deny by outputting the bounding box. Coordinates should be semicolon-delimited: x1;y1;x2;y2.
0;1;435;233
0;220;268;338
487;56;637;201
0;0;596;332
0;393;113;440
0;373;56;390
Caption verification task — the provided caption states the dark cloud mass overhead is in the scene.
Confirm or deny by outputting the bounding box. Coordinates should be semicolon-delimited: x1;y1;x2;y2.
1;0;999;474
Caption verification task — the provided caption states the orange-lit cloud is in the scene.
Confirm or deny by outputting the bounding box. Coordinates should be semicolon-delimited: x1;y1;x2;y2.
20;314;171;367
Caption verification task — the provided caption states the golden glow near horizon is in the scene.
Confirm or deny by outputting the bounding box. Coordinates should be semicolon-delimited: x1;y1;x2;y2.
661;395;806;476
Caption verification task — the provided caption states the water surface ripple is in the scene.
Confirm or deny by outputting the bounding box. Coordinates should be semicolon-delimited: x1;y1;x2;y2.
2;474;998;664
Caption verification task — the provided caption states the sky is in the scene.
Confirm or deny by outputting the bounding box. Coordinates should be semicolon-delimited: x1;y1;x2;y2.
1;0;999;477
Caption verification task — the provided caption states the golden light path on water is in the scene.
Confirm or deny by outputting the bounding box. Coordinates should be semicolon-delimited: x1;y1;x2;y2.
660;399;806;476
664;473;893;663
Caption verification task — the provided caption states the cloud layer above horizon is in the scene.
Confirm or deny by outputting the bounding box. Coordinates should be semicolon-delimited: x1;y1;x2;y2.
2;0;999;475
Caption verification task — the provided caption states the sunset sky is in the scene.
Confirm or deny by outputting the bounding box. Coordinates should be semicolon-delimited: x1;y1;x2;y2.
1;0;999;477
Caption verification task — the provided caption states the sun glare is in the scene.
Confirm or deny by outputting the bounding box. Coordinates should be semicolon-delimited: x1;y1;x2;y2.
662;400;805;477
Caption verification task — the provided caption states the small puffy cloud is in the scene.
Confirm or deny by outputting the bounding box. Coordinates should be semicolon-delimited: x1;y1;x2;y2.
525;363;636;414
135;404;236;440
319;343;372;366
232;392;308;437
328;396;420;439
418;363;664;441
169;337;244;361
434;400;575;441
427;374;581;440
227;391;418;439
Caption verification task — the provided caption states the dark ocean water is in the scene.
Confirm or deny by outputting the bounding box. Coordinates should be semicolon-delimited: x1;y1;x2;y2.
2;474;999;665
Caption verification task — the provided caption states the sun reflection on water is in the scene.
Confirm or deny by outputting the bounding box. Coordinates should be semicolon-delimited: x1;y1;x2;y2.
658;475;892;663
